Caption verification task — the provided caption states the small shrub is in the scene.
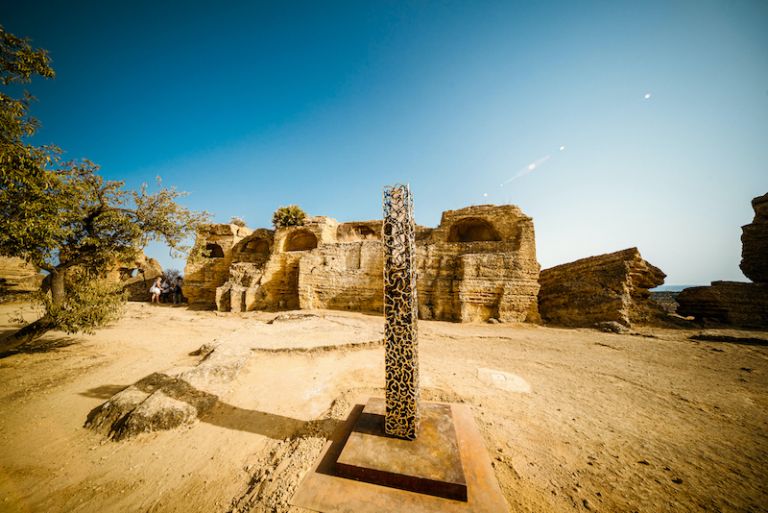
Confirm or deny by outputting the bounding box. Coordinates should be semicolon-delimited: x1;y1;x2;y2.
41;270;127;335
230;216;247;227
272;205;306;228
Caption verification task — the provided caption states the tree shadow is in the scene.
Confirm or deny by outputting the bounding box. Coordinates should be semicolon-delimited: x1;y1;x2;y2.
0;337;79;359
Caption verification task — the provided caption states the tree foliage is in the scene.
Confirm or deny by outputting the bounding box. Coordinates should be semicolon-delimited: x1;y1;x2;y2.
272;205;306;228
162;268;182;284
40;269;127;335
0;27;209;344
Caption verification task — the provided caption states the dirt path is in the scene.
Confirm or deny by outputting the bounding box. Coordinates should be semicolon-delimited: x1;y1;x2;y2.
0;302;766;512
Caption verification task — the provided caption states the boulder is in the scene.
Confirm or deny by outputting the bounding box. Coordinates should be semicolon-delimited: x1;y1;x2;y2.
538;248;666;327
676;281;768;328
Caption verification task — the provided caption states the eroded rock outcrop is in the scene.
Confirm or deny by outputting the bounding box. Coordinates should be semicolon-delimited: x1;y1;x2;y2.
416;205;540;322
193;205;542;323
86;337;252;440
677;192;768;328
184;224;252;308
538;247;666;327
107;251;164;301
677;282;768;328
740;193;768;283
0;256;43;295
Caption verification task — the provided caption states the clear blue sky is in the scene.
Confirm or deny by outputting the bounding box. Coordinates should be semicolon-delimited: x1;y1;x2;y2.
3;1;767;285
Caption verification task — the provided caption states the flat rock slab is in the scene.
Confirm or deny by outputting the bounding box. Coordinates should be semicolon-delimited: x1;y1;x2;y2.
292;400;508;513
336;398;466;501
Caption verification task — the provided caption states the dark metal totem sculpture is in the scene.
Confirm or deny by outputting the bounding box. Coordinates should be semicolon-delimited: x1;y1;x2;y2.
382;184;420;440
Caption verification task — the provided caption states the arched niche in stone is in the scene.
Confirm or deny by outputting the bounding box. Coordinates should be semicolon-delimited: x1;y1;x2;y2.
284;230;318;252
447;217;501;243
234;236;271;263
205;242;225;258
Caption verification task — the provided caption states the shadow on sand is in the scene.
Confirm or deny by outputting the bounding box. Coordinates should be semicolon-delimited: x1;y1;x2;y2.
0;336;79;359
81;376;344;441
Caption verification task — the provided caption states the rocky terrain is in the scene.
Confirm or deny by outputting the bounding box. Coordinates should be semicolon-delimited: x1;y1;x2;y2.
0;301;765;513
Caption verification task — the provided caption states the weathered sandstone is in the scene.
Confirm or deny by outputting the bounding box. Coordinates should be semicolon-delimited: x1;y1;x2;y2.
676;282;768;329
0;256;43;295
740;193;768;283
184;224;252;308
538;247;666;327
106;251;164;301
416;205;540;322
674;192;768;328
194;205;542;323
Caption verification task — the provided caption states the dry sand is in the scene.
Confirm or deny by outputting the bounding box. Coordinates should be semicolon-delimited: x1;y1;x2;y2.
0;301;766;513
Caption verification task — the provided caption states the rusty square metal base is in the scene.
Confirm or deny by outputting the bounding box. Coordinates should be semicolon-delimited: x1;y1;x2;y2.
336;397;467;500
291;398;509;513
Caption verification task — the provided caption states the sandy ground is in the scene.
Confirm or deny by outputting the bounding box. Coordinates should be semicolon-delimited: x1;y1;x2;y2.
0;301;766;513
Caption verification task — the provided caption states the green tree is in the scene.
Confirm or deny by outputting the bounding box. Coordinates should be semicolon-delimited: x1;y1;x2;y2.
272;205;306;228
0;27;209;346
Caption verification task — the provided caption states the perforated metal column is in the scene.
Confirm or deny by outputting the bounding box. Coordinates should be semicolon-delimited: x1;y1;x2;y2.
382;184;420;440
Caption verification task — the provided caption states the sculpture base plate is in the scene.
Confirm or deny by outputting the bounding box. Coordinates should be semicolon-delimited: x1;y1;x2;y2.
335;397;466;500
291;398;509;513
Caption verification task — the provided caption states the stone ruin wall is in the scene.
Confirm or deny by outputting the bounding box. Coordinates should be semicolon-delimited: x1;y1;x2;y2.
184;224;252;308
108;251;165;301
416;205;540;322
187;204;541;323
0;251;162;301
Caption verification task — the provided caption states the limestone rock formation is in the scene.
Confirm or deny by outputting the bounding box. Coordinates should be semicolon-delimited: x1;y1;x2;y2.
740;193;768;283
676;192;768;328
0;257;43;295
416;205;540;322
299;240;384;313
86;336;252;440
538;248;666;327
106;251;164;301
192;205;542;323
677;282;768;328
184;223;252;308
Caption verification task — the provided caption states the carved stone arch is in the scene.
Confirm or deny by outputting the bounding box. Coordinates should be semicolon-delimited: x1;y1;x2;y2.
447;217;501;243
285;229;318;252
233;234;272;263
205;243;225;258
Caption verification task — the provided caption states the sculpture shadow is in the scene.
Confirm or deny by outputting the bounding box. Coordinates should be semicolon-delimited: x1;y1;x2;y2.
80;384;130;399
82;375;343;441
